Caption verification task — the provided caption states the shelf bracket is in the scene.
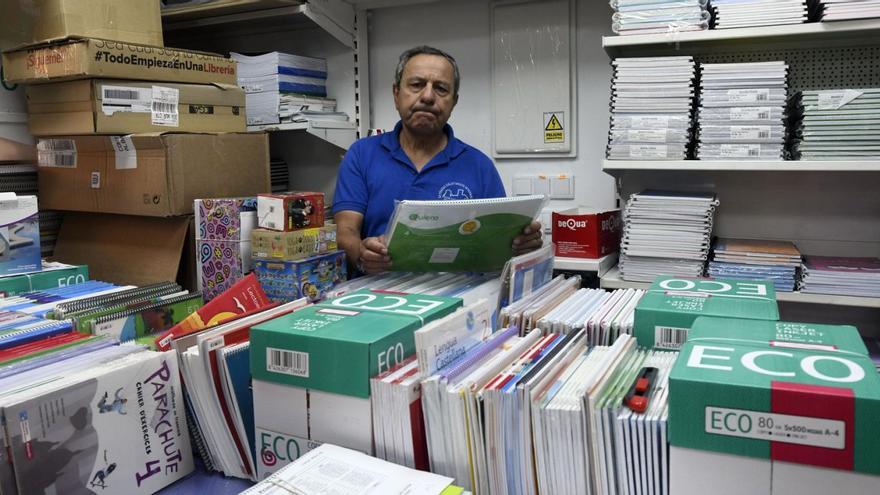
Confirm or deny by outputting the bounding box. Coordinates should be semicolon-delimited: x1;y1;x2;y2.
303;0;356;49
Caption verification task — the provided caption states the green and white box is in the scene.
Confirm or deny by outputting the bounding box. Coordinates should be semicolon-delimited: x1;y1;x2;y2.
634;276;779;350
250;289;462;397
669;323;880;476
690;317;868;356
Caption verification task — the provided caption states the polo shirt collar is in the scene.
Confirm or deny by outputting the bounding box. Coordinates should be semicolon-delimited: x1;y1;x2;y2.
381;121;467;171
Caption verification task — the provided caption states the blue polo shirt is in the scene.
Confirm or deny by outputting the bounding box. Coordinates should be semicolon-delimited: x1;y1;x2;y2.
332;121;506;238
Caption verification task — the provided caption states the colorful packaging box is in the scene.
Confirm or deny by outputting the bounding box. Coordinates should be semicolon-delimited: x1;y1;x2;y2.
250;289;462;397
195;197;258;301
254;250;346;303
0;194;40;275
551;207;622;258
669;322;880;477
251;225;337;261
257;191;324;231
634;276;779;350
0;261;88;297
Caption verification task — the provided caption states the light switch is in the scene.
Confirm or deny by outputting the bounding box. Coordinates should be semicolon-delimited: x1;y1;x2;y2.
540;208;553;234
550;175;574;199
532;176;551;196
513;175;533;195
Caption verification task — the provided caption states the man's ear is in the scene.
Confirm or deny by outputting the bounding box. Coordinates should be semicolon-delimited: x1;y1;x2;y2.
392;84;399;97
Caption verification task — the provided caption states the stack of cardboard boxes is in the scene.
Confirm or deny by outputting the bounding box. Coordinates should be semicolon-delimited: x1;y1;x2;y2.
1;0;270;288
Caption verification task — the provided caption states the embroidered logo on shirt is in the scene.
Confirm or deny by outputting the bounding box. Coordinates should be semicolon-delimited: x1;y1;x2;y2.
438;182;473;200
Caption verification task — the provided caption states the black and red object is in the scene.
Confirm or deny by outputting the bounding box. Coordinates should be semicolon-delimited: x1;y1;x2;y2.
624;367;659;413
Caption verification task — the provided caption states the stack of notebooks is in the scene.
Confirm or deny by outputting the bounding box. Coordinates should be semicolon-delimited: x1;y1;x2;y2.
709;0;809;28
794;88;880;160
708;237;802;291
619;191;719;282
799;255;880;297
606;56;697;161
697;61;790;160
610;0;710;35
815;0;880;21
0;164;62;257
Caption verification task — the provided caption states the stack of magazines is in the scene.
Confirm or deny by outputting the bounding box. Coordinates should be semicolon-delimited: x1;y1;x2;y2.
611;0;711;35
709;0;809;28
815;0;880;21
799;255;880;297
708;237;802;291
619;190;719;282
697;61;790;160
794;88;880;160
607;56;697;161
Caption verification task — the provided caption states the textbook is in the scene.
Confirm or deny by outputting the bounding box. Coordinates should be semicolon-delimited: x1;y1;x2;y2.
384;195;546;272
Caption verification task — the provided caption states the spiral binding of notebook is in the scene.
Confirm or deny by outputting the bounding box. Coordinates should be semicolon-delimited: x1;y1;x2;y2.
90;292;202;327
52;281;182;318
0;319;74;350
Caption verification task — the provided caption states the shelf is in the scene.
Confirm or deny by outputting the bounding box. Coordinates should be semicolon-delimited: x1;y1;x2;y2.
602;160;880;173
553;254;618;277
248;120;357;149
161;0;303;21
600;266;880;308
603;19;880;56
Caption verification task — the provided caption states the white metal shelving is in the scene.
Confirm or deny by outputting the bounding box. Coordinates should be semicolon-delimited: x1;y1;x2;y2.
553;254;618;277
247;120;357;149
602;160;880;173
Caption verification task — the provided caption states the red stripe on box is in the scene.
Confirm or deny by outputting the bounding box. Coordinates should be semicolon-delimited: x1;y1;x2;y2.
771;381;854;470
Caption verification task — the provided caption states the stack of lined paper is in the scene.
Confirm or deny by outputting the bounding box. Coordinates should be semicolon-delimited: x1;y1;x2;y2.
710;0;808;28
795;88;880;160
816;0;880;21
607;56;697;161
611;0;710;35
619;190;719;282
799;255;880;297
708;237;802;291
697;61;790;160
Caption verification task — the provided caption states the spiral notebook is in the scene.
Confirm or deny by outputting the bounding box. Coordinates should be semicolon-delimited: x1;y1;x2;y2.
384;195;546;272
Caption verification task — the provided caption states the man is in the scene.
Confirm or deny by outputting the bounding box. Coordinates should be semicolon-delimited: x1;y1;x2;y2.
333;45;542;274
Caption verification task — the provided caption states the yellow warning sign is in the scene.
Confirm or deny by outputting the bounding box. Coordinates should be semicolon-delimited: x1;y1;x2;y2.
545;114;563;131
544;112;564;143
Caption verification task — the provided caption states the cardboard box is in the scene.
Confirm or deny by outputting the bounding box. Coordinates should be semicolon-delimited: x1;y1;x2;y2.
195;197;258;301
251;225;337;261
551;207;621;258
250;289;463;397
669;325;880;476
634;276;779;350
0;194;40;275
257;191;324;231
36;133;269;217
254;251;347;303
671;446;771;495
1;0;163;49
0;261;87;297
252;379;316;480
690;317;869;356
26;79;246;136
2;39;236;86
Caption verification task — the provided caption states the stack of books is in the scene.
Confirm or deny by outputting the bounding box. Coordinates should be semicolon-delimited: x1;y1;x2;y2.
606;56;697;161
697;61;790;160
619;191;719;282
611;0;710;35
708;237;802;291
799;255;880;297
710;0;809;28
815;0;880;21
794;88;880;160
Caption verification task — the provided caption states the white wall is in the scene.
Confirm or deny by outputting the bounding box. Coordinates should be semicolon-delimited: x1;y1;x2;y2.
366;0;617;213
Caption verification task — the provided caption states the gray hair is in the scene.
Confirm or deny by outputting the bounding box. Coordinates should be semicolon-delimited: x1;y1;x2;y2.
394;45;460;98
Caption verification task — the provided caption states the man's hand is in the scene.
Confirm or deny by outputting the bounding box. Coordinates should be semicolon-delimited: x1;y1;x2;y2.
512;221;543;256
358;236;392;274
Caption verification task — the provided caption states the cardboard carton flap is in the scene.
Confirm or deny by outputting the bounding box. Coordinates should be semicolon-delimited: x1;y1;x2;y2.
52;213;189;286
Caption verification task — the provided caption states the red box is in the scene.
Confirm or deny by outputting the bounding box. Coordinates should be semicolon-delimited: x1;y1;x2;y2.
552;208;622;258
257;191;325;232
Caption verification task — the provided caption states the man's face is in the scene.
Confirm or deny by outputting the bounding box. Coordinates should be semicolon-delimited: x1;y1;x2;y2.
393;54;458;136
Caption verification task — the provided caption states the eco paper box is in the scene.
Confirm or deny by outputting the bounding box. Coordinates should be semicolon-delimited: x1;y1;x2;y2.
250;289;463;397
2;39;236;86
551;207;621;258
26;79;246;136
36;133;269;217
195;198;258;301
1;0;163;49
634;276;779;350
254;250;347;303
0;194;41;275
669;326;880;476
0;261;88;297
690;317;869;356
251;225;337;261
257;191;325;231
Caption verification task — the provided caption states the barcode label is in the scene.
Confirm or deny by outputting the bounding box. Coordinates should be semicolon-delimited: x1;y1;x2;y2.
37;139;75;152
104;88;141;100
730;126;771;141
727;89;770;103
720;144;762;158
627;129;668;143
37;140;77;168
151;86;179;127
730;107;772;121
267;347;309;377
101;85;151;115
629;144;668;158
655;326;689;350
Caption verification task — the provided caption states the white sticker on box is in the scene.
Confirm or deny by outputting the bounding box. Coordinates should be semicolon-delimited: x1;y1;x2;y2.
705;406;845;450
90;171;100;189
37;139;77;168
429;247;460;264
630;115;671;128
151;86;179;127
627;129;668;143
730;126;771;141
730;107;772;121
109;135;137;169
720;144;762;158
817;89;863;110
655;326;689;350
266;347;309;377
727;89;770;103
628;144;668;158
101;84;151;115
